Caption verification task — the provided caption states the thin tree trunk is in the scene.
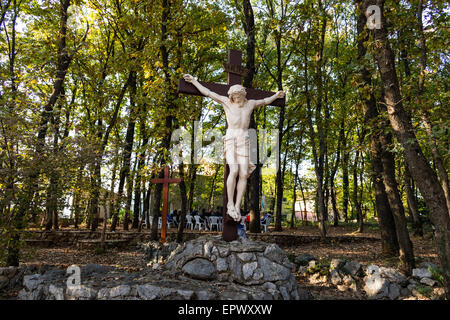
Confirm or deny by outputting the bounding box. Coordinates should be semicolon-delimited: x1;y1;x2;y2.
353;149;364;233
177;161;188;243
405;164;423;236
379;128;415;274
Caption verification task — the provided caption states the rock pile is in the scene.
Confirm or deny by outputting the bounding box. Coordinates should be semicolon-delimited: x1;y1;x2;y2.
15;236;308;300
296;255;445;300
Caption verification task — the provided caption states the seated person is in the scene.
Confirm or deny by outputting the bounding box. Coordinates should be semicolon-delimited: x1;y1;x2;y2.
261;212;272;223
169;209;178;226
237;220;247;239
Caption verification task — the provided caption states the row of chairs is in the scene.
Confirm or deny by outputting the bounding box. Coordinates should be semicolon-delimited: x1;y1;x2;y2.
185;215;223;231
142;213;273;232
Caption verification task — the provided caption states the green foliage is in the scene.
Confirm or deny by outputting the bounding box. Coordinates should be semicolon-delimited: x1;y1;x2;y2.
0;0;448;267
416;285;433;298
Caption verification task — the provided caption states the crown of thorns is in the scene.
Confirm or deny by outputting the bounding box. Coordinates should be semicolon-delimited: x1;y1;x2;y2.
227;84;246;96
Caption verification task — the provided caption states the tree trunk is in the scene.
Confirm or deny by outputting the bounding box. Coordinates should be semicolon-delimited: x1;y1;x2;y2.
405;164;423;237
356;5;399;256
176;162;188;243
366;0;449;291
342;149;350;223
379;129;415;274
353;150;364;233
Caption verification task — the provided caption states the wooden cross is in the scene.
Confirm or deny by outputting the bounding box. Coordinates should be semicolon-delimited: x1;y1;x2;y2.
151;165;181;243
178;49;285;241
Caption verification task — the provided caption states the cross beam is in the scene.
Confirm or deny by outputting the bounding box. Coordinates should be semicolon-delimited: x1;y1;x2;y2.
151;165;181;243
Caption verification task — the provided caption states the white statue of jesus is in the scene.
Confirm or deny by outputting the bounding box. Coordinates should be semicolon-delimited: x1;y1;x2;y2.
183;74;285;222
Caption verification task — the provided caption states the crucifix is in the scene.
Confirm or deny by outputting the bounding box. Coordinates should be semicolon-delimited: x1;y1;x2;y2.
178;49;285;241
151;165;181;243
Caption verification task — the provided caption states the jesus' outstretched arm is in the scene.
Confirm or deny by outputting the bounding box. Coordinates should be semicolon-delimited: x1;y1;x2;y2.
252;90;285;109
183;74;228;105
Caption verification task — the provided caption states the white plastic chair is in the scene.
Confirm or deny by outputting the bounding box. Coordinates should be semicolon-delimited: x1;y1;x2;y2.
194;215;205;230
185;215;194;230
261;215;272;233
209;216;220;231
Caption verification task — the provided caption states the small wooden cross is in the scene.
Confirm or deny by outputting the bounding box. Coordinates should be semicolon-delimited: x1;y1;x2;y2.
151;165;181;243
178;49;285;241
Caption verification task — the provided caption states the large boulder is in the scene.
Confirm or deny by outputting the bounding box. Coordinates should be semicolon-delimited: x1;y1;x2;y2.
182;258;216;280
364;274;390;299
412;268;432;279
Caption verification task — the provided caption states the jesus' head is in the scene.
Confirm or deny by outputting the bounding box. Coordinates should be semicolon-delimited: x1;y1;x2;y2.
227;84;247;106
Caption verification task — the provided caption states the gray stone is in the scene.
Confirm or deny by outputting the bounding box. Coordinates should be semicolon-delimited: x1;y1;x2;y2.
49;284;64;300
23;274;43;291
242;262;258;280
252;269;264;281
17;289;29;300
228;254;242;280
330;259;345;270
66;285;97;300
342;261;361;276
263;282;277;291
420;277;437;287
177;289;194;300
137;284;160;300
279;286;290;300
203;241;214;257
379;267;407;284
295;254;315;266
183;242;204;258
237;252;255;262
182;258;216;280
308;260;318;269
220;291;248;300
366;265;380;276
264;244;286;263
109;285;131;298
217;245;230;257
388;283;401;300
216;257;228;272
364;274;389;299
195;290;216;300
258;256;291;282
28;285;44;300
251;292;273;300
412;268;431;279
330;269;342;286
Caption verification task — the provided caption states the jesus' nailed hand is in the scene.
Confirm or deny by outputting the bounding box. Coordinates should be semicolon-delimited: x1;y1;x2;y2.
183;74;285;222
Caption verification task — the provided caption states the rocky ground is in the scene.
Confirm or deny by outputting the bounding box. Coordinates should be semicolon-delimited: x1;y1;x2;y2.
0;225;443;300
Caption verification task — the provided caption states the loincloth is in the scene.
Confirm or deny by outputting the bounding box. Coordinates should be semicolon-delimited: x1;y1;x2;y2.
223;133;256;178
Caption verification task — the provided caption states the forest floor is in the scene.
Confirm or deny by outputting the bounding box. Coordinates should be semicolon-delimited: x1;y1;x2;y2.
10;223;439;300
